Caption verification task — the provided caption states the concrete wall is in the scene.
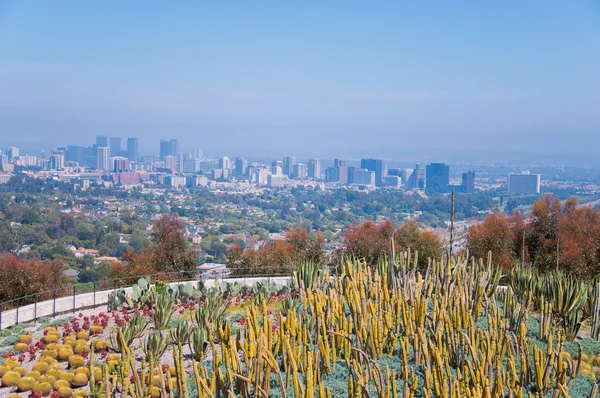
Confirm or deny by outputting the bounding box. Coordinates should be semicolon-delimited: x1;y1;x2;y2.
0;276;290;330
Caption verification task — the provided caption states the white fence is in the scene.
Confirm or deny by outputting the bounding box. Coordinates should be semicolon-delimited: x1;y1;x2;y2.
0;276;291;330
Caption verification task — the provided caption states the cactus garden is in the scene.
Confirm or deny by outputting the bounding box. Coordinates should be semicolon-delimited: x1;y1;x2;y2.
2;255;600;397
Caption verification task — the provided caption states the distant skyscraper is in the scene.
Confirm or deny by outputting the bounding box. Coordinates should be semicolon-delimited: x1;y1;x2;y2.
408;163;425;189
235;157;248;176
354;169;376;186
49;154;65;170
294;163;307;179
271;160;283;175
347;166;358;184
7;147;19;160
360;159;386;186
164;155;177;171
282;157;296;177
190;149;203;159
67;146;86;164
219;156;232;170
308;159;321;179
334;158;349;185
109;137;121;157
126;137;139;162
461;171;476;193
97;147;110;171
325;167;340;183
177;153;188;173
184;159;201;173
508;171;541;195
425;163;450;193
159;139;179;160
96;135;109;148
113;158;131;172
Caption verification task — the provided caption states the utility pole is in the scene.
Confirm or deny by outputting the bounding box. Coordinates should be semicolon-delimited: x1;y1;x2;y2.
521;231;525;268
449;189;455;259
556;236;560;273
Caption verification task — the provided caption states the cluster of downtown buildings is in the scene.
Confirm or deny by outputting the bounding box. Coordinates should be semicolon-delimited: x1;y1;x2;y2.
0;136;541;195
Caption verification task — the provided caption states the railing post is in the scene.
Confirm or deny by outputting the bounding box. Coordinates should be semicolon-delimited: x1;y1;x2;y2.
16;299;19;325
93;283;96;308
34;300;37;324
0;303;2;331
53;291;56;319
73;286;76;313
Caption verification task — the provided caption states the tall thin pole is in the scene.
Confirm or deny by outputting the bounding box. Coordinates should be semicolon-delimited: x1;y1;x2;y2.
556;236;560;272
449;189;455;259
521;231;526;268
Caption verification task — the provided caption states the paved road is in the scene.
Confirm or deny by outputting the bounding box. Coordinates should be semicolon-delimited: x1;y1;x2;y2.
0;276;291;330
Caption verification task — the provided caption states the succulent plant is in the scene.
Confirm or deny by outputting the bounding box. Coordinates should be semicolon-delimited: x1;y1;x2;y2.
153;292;175;330
189;326;209;362
143;330;168;362
169;320;193;346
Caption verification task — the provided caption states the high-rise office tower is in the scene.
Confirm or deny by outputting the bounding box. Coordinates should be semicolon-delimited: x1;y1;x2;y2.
7;147;19;160
407;163;425;189
109;137;121;157
354;170;376;186
235;157;248;176
283;157;296;177
113;158;131;172
160;139;170;160
126;137;139;162
360;159;386;186
334;158;349;185
508;171;540;195
461;171;476;193
219;156;232;170
325;167;339;183
97;147;110;171
49;154;65;170
67;146;86;164
177;153;188;173
294;163;307;179
184;159;201;173
96;135;109;148
308;159;321;180
425;163;450;194
347;166;358;184
164;155;177;170
159;139;179;160
190;149;203;159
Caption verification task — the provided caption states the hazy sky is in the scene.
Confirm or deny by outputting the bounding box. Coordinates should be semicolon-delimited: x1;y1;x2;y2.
1;1;599;158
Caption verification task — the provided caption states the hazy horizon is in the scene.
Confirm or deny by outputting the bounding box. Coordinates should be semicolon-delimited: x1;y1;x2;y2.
1;2;599;159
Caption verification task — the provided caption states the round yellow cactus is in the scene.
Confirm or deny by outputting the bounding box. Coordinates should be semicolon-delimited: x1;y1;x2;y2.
16;376;36;392
24;370;41;380
32;380;53;395
53;378;70;390
57;386;73;398
1;370;22;387
14;342;29;353
71;372;88;387
68;354;85;369
18;334;32;344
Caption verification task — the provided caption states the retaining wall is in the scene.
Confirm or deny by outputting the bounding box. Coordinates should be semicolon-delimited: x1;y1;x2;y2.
0;276;290;330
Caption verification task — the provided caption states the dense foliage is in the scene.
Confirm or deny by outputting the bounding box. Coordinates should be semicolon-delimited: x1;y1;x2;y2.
467;195;600;279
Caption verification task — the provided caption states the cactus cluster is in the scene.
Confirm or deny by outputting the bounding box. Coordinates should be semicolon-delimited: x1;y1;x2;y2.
5;256;600;397
79;255;600;397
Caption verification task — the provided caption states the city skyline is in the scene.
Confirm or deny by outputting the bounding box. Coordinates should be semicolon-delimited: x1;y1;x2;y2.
1;2;599;160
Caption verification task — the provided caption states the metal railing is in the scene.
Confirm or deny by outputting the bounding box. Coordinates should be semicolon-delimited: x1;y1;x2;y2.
0;267;301;330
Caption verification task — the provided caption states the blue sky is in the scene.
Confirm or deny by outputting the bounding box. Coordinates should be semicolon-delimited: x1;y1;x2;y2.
1;1;599;158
